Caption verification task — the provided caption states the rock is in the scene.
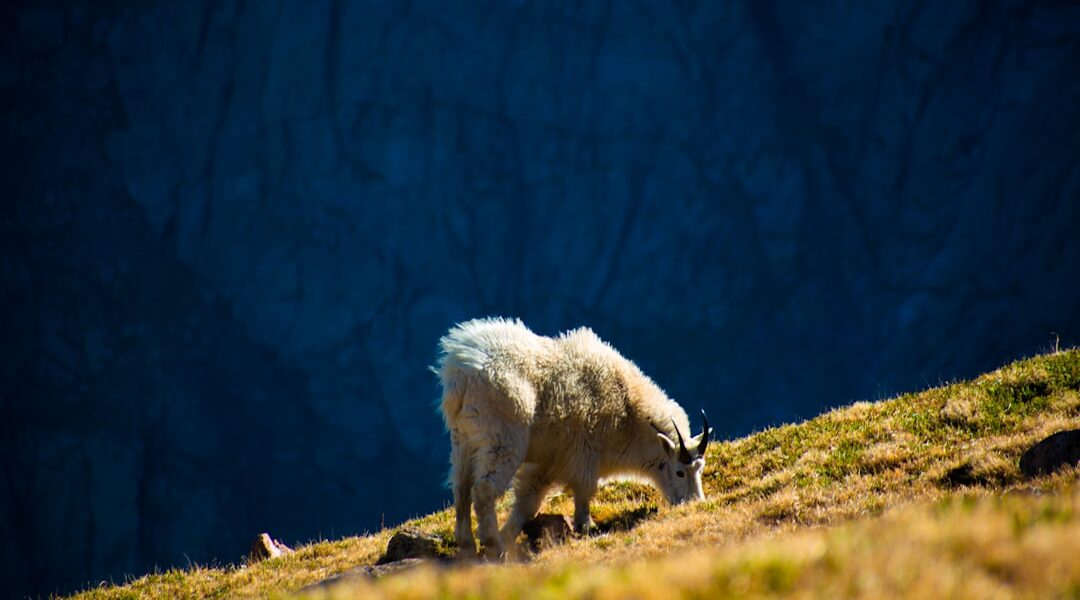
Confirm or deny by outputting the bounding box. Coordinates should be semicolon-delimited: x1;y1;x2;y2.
377;529;443;564
522;513;573;552
248;533;294;562
1020;430;1080;478
368;558;428;577
297;529;447;592
297;558;427;592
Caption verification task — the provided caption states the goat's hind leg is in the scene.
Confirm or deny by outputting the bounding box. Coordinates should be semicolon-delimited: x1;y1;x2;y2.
470;422;527;560
449;429;475;557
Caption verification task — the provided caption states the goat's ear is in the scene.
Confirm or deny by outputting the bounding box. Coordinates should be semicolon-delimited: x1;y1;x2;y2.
691;428;714;447
656;432;677;456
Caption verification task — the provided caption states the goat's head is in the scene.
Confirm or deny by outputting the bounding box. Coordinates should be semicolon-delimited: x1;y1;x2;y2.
651;410;713;505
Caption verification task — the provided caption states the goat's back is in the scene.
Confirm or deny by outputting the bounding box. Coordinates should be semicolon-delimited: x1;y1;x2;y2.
437;318;553;424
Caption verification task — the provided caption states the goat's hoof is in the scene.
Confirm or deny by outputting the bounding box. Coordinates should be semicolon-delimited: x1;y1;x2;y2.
454;544;478;562
478;539;505;562
574;519;595;536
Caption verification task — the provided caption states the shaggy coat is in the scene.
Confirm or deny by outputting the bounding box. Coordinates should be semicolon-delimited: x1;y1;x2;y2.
437;317;708;558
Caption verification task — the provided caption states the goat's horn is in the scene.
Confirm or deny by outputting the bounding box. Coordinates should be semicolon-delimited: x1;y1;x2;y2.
699;409;711;457
671;419;692;465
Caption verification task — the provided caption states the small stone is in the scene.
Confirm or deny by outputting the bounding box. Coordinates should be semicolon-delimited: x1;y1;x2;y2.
522;513;573;552
378;529;443;564
248;533;293;562
1020;429;1080;478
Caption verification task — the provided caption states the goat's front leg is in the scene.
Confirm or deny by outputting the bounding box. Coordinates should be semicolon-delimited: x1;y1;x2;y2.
501;464;548;556
571;478;597;535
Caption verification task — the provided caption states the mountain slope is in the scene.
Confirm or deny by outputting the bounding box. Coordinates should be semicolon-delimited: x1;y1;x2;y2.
73;349;1080;598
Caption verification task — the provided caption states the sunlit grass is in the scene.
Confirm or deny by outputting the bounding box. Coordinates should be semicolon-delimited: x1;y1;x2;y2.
320;479;1080;599
71;350;1080;599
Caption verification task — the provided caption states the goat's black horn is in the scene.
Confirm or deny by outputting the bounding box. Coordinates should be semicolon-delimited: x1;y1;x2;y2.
699;409;711;457
671;419;692;464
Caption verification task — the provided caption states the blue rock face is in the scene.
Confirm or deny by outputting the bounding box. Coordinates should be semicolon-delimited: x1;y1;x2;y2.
2;0;1078;596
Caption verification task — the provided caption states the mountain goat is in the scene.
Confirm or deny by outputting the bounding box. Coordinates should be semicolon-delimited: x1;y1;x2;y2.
437;317;712;559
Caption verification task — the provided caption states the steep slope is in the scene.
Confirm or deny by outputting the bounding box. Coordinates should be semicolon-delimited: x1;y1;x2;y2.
73;349;1080;598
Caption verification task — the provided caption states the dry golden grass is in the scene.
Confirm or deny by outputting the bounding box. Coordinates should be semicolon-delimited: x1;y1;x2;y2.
309;474;1080;600
71;349;1080;599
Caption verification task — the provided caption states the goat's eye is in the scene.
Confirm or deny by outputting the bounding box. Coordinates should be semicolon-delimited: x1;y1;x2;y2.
676;470;685;478
659;462;666;470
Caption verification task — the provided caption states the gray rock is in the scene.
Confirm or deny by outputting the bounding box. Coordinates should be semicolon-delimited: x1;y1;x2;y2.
297;558;427;593
378;529;444;564
522;513;574;552
1020;430;1080;478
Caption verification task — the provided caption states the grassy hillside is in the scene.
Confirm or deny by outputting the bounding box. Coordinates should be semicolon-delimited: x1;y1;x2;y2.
74;350;1080;599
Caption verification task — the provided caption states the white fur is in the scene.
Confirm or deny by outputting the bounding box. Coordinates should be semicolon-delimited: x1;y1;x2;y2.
437;317;709;559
